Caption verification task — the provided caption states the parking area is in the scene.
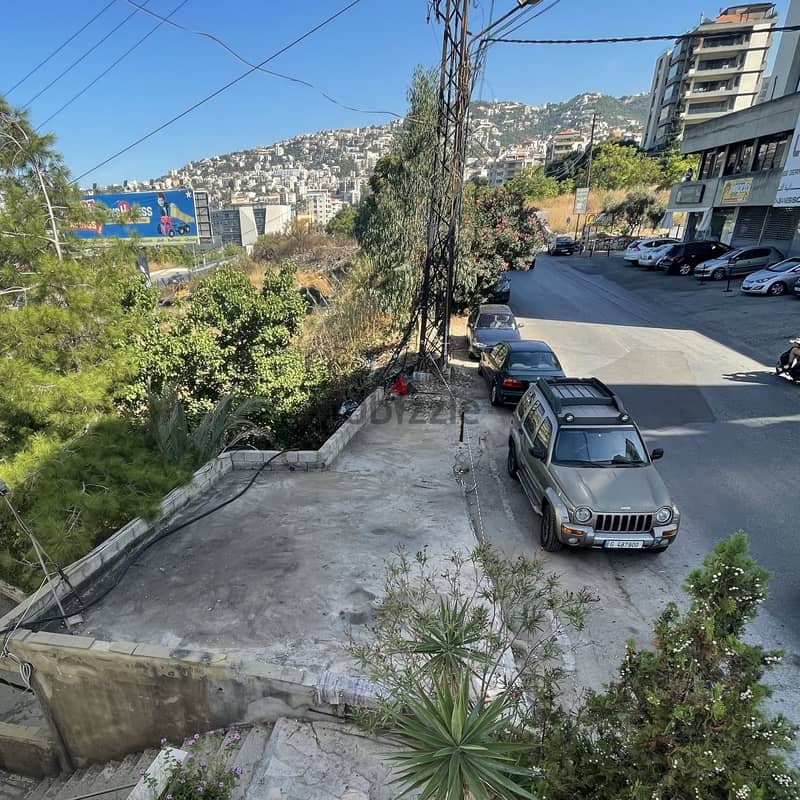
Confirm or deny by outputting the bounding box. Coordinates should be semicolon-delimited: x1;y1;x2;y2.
563;251;799;364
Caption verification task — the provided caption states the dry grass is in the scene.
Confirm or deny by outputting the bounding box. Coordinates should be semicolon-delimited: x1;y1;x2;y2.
537;188;671;236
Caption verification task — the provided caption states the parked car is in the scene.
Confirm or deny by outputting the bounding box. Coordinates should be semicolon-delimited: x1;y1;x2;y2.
695;246;784;281
466;304;521;358
638;242;678;270
623;237;679;265
507;377;679;552
740;258;800;296
657;241;732;275
549;236;577;256
794;280;800;299
478;340;565;406
485;275;511;304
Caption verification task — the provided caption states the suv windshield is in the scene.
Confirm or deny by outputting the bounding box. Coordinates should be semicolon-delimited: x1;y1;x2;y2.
477;313;514;329
553;427;648;467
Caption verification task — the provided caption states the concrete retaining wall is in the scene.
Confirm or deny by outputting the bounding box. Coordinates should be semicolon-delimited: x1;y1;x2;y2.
8;630;341;768
0;721;58;778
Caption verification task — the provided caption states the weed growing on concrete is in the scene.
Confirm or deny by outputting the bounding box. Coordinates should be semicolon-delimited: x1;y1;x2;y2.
150;731;242;800
352;544;592;798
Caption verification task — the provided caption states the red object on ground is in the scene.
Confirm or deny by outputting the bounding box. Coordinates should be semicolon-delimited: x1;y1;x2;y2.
391;375;409;396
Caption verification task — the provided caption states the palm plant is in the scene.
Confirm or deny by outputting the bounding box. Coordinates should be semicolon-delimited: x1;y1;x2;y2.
390;674;534;800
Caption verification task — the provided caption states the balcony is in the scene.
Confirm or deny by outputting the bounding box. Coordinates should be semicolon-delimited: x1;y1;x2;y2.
686;85;738;99
687;64;742;79
693;41;750;56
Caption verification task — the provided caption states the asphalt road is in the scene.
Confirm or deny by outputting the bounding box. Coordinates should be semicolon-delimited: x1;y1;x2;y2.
453;252;800;737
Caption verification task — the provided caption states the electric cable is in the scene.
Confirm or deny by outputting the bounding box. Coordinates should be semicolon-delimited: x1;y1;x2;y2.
36;0;190;131
4;0;120;96
0;449;293;636
123;0;401;119
24;0;155;107
72;0;363;183
487;23;800;45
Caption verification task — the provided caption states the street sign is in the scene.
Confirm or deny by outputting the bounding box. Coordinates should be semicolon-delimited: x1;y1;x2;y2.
573;187;590;215
775;110;800;207
75;189;200;245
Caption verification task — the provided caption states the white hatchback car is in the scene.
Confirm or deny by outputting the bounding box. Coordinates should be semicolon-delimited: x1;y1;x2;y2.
623;237;679;265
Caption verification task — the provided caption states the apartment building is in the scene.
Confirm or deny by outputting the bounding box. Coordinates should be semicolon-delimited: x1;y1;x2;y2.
487;142;547;187
304;190;344;227
643;4;777;151
547;130;589;164
210;204;292;247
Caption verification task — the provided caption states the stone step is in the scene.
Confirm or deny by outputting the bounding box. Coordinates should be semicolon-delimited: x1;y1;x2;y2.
226;725;273;800
51;769;93;800
0;772;36;800
20;776;59;800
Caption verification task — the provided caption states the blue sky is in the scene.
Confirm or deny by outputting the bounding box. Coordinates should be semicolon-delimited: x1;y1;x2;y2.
0;0;790;184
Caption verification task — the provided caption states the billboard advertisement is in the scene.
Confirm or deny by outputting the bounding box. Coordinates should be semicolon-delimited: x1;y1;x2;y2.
76;189;199;245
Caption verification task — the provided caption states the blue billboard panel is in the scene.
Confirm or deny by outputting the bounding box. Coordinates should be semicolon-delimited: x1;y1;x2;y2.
76;189;199;245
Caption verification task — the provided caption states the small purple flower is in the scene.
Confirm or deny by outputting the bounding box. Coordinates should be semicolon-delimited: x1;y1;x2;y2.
197;787;204;795
233;731;241;741
193;733;201;740
218;783;225;789
160;737;168;745
224;737;231;746
234;766;242;776
166;795;173;800
139;769;146;776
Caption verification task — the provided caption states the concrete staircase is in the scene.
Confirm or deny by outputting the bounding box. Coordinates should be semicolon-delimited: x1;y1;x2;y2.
1;719;404;800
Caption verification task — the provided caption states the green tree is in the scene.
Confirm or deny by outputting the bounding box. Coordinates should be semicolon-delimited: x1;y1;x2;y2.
325;205;358;237
506;166;560;201
582;141;660;190
542;533;799;800
657;148;700;189
355;67;437;320
604;189;662;235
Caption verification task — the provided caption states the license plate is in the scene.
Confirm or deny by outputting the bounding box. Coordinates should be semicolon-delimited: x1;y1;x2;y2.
604;540;644;549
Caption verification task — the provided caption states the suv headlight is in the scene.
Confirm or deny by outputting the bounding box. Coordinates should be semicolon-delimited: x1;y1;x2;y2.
574;506;592;524
655;506;673;524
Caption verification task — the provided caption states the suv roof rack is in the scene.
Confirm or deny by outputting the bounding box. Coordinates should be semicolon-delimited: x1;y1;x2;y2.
536;377;628;419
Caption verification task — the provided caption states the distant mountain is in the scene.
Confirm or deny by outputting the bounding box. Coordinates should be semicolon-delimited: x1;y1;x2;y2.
105;93;650;204
468;92;650;150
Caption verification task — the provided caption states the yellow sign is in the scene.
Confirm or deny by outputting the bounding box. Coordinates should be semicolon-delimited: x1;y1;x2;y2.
721;177;753;204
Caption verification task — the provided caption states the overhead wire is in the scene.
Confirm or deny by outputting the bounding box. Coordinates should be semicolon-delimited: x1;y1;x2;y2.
72;0;364;183
4;0;120;96
36;0;190;131
24;0;155;107
487;23;800;45
122;0;402;119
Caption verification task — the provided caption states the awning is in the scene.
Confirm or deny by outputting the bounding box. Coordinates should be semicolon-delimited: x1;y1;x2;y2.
665;205;711;214
659;211;673;229
696;208;714;233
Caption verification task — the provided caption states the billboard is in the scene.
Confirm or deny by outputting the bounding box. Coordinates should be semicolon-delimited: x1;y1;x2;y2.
721;177;752;205
76;189;200;245
775;110;800;207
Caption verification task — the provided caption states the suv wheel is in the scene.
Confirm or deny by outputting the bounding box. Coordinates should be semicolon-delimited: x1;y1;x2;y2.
490;383;502;406
678;262;692;276
540;505;563;552
769;281;786;296
507;441;519;480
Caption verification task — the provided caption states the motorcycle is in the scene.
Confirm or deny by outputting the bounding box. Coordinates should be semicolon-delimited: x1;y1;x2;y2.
776;338;800;382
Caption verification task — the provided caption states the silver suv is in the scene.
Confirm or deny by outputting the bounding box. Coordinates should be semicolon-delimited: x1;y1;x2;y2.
507;377;680;553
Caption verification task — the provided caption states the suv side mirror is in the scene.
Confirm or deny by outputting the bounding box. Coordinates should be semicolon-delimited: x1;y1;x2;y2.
530;442;547;460
650;448;664;461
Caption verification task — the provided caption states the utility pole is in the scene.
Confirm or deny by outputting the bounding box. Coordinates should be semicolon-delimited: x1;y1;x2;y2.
418;0;540;364
579;111;597;247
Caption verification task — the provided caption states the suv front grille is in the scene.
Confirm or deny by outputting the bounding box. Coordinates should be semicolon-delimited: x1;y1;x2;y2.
594;513;653;533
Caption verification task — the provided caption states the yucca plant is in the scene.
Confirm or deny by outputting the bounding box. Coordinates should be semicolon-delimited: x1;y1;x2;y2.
390;674;534;800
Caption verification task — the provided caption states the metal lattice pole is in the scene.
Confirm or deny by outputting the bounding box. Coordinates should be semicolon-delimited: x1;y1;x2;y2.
418;0;471;364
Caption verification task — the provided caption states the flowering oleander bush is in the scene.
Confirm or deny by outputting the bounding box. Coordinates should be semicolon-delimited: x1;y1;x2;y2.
149;731;243;800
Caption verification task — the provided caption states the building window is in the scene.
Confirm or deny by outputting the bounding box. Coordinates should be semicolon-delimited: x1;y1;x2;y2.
753;133;790;171
696;57;740;71
723;140;755;175
699;148;725;179
701;33;748;48
686;100;732;114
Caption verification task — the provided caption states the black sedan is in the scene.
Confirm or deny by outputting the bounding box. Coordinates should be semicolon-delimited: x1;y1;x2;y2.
549;236;577;256
478;339;565;406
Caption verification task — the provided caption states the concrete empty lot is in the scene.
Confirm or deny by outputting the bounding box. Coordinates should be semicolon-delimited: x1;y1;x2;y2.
76;392;477;673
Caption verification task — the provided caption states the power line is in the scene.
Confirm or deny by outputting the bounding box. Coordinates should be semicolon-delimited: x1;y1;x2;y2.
123;0;402;118
73;0;363;183
488;23;800;45
4;0;120;96
37;0;189;131
24;0;155;107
